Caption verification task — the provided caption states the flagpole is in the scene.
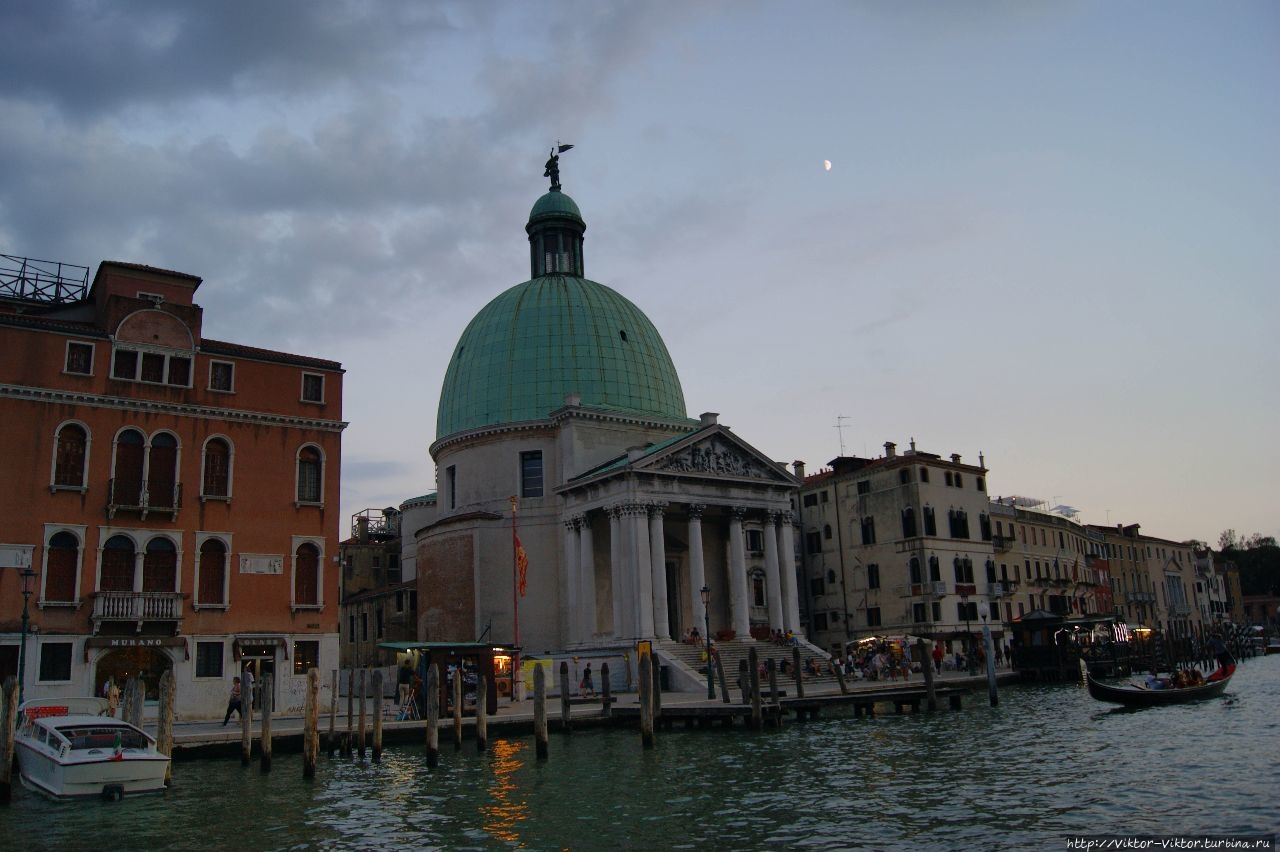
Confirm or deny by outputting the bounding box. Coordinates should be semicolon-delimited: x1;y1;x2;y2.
510;496;521;699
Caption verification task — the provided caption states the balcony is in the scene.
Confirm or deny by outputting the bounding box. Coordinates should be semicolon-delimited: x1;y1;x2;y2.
108;478;181;521
898;581;947;598
91;591;184;633
991;535;1014;553
955;583;977;597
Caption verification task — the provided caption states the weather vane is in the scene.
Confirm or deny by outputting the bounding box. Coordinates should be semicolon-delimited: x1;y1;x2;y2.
544;141;574;191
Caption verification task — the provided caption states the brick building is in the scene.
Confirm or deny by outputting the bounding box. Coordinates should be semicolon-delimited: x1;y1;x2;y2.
0;255;344;718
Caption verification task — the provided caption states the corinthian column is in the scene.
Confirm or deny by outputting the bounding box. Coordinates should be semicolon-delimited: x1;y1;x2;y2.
579;514;597;640
649;504;670;640
563;517;580;644
609;506;626;639
763;513;783;631
728;507;750;639
778;512;801;633
633;504;654;639
687;504;707;634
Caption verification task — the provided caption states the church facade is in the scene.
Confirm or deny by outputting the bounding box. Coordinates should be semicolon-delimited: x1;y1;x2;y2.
416;166;801;657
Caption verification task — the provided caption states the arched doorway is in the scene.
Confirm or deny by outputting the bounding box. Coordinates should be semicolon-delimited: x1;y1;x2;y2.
94;647;173;702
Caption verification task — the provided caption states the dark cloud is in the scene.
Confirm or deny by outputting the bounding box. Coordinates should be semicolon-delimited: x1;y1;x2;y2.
0;1;465;117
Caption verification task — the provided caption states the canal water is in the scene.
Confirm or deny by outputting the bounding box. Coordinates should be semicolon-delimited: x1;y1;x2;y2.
4;660;1278;851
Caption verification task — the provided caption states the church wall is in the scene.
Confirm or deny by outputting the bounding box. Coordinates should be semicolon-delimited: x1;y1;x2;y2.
557;415;691;483
417;527;477;642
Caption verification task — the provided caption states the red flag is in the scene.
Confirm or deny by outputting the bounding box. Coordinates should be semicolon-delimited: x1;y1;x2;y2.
515;535;529;597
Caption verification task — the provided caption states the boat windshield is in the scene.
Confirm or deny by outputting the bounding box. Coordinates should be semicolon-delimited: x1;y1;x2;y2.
55;725;151;751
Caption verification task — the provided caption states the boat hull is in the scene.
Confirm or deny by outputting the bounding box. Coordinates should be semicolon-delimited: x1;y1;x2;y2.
1086;672;1231;706
15;741;170;800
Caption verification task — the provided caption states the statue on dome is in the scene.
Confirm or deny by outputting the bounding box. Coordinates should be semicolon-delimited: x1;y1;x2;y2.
544;142;574;191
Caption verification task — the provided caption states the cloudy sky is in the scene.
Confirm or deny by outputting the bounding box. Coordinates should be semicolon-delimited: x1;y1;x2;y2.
2;1;1276;546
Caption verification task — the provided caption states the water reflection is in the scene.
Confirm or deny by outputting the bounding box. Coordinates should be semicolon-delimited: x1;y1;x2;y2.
481;737;529;844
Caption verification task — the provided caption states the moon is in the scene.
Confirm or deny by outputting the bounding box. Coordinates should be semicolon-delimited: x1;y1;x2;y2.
823;159;832;171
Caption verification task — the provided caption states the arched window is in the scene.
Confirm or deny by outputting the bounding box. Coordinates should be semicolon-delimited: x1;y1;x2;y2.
297;446;322;503
101;535;135;592
113;429;145;506
901;507;917;539
53;423;88;488
148;433;178;510
45;531;79;602
143;537;177;593
909;556;922;585
202;438;230;498
294;542;320;606
198;538;227;606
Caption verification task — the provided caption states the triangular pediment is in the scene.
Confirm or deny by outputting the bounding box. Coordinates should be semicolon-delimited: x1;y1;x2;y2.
636;426;796;485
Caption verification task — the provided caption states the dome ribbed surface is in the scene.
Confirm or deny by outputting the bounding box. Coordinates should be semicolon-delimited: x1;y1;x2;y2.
528;190;583;223
436;275;687;439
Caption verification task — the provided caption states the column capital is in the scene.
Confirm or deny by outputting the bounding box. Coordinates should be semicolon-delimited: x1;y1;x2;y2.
687;502;706;519
729;506;749;521
647;502;667;518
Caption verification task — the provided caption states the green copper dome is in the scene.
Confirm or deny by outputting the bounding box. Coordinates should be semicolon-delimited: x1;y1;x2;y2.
528;190;583;223
436;275;688;439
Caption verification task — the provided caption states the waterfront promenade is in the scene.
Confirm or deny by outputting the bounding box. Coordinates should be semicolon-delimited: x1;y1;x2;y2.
169;666;1019;756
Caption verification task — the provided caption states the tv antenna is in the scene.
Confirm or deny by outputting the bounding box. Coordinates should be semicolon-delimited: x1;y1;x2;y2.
835;415;851;456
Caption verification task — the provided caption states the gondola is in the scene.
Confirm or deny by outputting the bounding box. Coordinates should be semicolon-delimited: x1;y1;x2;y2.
1085;667;1233;707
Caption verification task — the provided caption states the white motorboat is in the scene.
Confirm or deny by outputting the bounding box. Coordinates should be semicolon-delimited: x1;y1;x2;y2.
13;697;170;801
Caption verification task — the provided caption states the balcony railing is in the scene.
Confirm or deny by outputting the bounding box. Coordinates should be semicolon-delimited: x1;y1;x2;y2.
108;478;182;520
91;591;184;630
991;535;1014;553
897;581;947;598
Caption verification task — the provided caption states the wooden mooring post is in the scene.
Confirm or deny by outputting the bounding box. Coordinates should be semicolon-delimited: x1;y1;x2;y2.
452;669;463;750
357;669;368;759
476;675;488;752
716;652;731;703
327;670;337;757
748;647;762;731
792;646;805;699
304;668;319;779
559;661;572;731
533;664;549;760
157;670;175;786
767;658;781;717
371;669;384;763
600;662;612;718
425;664;440;769
651;654;662;722
240;673;254;767
638;653;655;750
738;659;749;705
1;677;18;804
982;623;999;707
919;640;938;711
343;669;353;758
260;673;273;773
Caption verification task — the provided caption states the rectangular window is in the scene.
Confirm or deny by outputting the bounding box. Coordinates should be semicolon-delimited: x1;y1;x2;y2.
195;641;224;678
860;517;876;545
447;466;457;510
113;349;138;379
141;351;165;383
348;614;356;640
866;607;882;627
293;640;320;675
856;480;870;495
809;577;825;596
520;450;544;498
360;613;368;642
912;602;927;623
802;493;818;507
820;490;829;503
38;642;73;681
746;529;764;552
923;507;937;537
805;531;821;554
395;590;405;613
979;514;992;541
898;468;910;484
210;361;234;391
956;601;978;621
867;563;880;589
302;373;325;403
167;356;191;386
932;601;942;622
65;341;94;375
376;608;384;639
920;467;929;483
812;612;828;632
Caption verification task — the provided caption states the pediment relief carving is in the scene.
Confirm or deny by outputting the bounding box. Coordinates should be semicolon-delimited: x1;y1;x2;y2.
655;436;776;481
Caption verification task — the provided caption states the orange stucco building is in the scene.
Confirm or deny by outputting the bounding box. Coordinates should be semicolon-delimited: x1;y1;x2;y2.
0;256;344;719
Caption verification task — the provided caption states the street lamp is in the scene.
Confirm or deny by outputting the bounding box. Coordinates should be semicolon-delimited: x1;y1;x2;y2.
963;601;976;675
701;586;714;699
18;567;35;703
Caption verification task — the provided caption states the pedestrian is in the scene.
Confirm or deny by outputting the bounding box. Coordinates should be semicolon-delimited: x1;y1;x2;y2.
222;676;242;725
932;642;944;675
398;659;414;707
107;678;120;717
581;662;595;697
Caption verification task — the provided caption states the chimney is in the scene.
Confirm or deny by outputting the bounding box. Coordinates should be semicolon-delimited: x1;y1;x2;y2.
564;392;581;407
699;412;719;427
884;441;896;458
626;445;647;461
793;460;806;480
950;453;962;464
357;514;369;544
979;451;985;469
